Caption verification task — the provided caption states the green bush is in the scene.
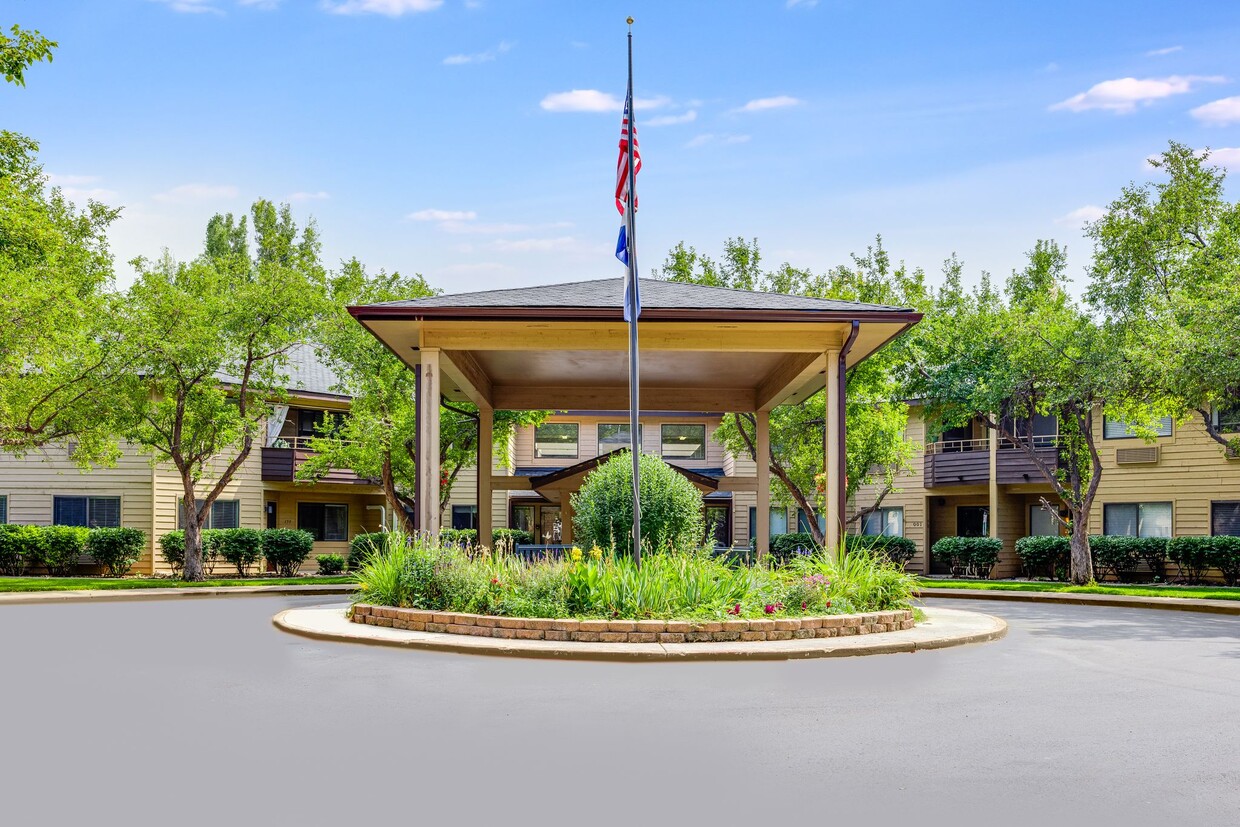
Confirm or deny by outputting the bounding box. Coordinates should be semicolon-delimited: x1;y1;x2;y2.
1089;536;1167;582
440;528;478;547
262;528;314;577
769;532;817;564
571;452;705;554
847;534;918;567
199;529;224;576
317;554;346;576
86;527;146;576
931;536;1002;578
1015;535;1070;580
39;525;89;576
1167;536;1210;583
349;531;387;570
214;528;264;577
159;531;186;576
1208;536;1240;586
492;528;534;548
0;524;46;576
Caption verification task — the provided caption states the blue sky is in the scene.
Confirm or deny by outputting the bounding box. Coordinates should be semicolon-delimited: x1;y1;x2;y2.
6;0;1240;293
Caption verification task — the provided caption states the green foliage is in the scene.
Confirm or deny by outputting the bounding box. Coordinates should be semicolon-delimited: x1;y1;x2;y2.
846;534;918;566
789;547;919;613
931;536;1002;579
261;528;314;577
159;531;187;576
1167;536;1211;584
492;528;534;548
1089;536;1167;582
38;525;88;576
1015;535;1070;581
570;451;705;556
349;532;386;571
1207;537;1240;587
317;554;346;576
213;528;264;577
439;528;478;547
1;24;56;87
86;527;146;576
0;524;45;575
769;532;818;564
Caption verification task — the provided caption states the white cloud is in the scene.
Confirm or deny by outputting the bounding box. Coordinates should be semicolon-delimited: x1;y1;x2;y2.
733;95;802;113
286;191;330;202
489;236;581;253
149;0;222;13
321;0;443;16
786;0;819;7
443;40;514;66
152;183;239;203
1055;205;1107;226
685;133;750;149
1190;96;1240;125
645;110;697;127
408;208;477;221
1050;75;1224;113
47;173;100;187
539;89;670;113
1207;147;1240;170
1145;45;1182;57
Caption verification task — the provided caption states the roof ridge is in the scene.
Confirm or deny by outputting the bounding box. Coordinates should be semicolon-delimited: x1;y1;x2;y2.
642;276;903;310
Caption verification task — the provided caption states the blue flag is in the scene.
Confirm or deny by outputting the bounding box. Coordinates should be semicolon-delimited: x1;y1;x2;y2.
617;225;640;323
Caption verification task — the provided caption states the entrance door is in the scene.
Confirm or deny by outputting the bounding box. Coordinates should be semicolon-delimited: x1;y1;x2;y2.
265;501;277;572
704;505;731;548
957;506;989;537
539;506;562;544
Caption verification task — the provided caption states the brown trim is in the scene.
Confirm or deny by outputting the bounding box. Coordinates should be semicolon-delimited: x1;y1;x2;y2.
348;304;923;325
526;449;720;491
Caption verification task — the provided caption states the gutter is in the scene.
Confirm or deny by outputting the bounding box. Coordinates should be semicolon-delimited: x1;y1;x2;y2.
347;304;924;326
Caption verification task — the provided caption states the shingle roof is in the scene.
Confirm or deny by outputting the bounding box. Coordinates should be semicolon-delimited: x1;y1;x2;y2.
358;277;909;314
215;343;346;399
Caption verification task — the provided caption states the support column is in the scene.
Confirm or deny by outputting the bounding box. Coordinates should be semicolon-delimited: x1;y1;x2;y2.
560;494;574;545
755;410;771;558
418;348;441;535
824;348;842;554
478;405;493;547
988;423;999;540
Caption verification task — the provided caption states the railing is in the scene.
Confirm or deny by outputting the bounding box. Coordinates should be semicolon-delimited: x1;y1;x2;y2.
927;434;1059;454
999;434;1059;450
267;436;355;450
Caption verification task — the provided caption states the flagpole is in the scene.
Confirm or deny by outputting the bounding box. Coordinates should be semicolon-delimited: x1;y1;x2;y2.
625;19;641;568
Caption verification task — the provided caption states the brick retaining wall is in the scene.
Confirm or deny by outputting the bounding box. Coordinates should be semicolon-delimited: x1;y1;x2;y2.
350;605;915;643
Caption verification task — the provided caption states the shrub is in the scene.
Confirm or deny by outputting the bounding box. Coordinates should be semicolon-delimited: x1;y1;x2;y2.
571;451;705;554
1089;536;1167;582
1208;536;1240;586
39;525;89;576
214;528;264;577
492;528;534;548
1015;535;1070;580
789;548;919;613
262;528;314;577
1167;536;1210;584
931;536;1001;579
200;529;224;576
86;527;146;576
317;554;346;576
0;524;46;576
440;528;478;547
847;534;918;567
349;531;387;570
159;531;187;576
769;532;817;564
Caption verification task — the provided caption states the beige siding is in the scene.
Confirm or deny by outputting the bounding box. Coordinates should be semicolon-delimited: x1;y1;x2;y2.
849;412;930;572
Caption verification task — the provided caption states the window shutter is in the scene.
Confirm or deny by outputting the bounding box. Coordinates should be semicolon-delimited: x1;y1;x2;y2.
212;499;241;530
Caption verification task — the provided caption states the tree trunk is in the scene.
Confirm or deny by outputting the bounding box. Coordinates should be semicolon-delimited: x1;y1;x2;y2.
1068;512;1094;585
381;453;416;534
183;504;204;582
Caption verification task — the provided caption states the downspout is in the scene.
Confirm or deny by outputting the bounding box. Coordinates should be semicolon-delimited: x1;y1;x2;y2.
837;320;860;533
413;362;421;532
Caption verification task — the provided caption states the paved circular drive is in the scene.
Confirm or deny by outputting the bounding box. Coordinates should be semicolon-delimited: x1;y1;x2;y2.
275;603;1005;660
1;595;1237;826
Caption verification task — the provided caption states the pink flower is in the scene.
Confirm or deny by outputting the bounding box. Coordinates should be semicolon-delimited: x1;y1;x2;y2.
727;604;741;616
764;604;776;614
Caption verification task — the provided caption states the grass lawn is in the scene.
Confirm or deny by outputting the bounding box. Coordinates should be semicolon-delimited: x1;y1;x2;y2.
917;578;1240;602
0;575;355;593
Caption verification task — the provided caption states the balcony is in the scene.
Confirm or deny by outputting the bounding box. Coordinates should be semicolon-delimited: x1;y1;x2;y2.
261;437;377;485
924;435;1058;487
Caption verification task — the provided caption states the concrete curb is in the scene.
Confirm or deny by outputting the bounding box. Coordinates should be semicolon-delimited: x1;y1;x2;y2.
0;583;356;606
272;605;1008;662
917;587;1240;616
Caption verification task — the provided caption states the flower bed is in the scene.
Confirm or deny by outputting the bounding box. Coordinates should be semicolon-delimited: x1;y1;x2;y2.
350;604;915;643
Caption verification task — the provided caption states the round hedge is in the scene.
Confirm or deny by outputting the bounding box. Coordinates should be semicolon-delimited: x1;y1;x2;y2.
571;451;705;554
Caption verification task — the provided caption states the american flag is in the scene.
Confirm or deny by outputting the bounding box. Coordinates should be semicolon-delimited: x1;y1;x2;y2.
615;96;641;217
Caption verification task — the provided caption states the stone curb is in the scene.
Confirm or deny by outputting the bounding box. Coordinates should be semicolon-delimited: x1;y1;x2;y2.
272;605;1008;662
917;587;1240;616
0;583;355;606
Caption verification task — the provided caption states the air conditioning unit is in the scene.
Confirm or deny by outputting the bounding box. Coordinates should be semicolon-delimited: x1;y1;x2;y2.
1115;446;1159;465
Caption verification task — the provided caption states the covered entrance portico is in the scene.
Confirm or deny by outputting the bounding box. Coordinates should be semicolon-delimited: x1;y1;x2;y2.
349;277;919;555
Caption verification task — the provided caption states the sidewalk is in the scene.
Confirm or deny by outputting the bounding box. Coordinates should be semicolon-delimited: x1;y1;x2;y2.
0;583;356;605
917;586;1240;616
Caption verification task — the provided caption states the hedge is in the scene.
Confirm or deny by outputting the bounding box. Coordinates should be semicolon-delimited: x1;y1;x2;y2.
439;528;539;550
317;554;346;576
931;536;1002;579
1168;536;1240;585
87;527;146;576
769;532;817;563
1015;535;1070;580
213;528;265;577
261;529;315;577
40;526;90;576
159;531;188;576
350;532;387;571
1088;536;1167;582
0;524;46;576
847;534;918;567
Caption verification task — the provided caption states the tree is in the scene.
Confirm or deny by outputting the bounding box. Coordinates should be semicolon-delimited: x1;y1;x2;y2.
1;24;56;86
660;237;924;546
121;200;325;580
912;241;1133;584
1086;142;1240;454
302;260;543;533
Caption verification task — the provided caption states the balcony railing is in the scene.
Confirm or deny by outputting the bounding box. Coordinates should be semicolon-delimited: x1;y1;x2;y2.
261;440;375;485
924;434;1059;486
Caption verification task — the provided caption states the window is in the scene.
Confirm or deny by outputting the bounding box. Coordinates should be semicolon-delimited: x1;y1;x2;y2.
1029;505;1059;537
1212;502;1240;537
451;505;478;531
1103;415;1173;439
534;423;578;459
53;496;121;528
297;502;348;541
0;495;6;524
598;423;642;454
297;410;345;438
748;507;788;541
862;507;904;536
1216;404;1240;434
178;499;241;530
661;424;706;460
797;509;825;535
704;505;731;547
510;504;534;533
1103;502;1172;538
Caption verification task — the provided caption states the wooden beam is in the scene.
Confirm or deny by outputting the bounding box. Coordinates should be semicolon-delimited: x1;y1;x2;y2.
756;411;770;557
440;350;493;408
755;351;826;411
418;348;441;534
478;406;493;543
491;385;756;412
824;350;841;554
490;475;532;491
421;321;848;353
716;477;758;492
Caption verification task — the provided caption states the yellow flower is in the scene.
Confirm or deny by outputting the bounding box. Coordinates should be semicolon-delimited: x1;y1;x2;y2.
569;546;583;562
588;546;604;560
